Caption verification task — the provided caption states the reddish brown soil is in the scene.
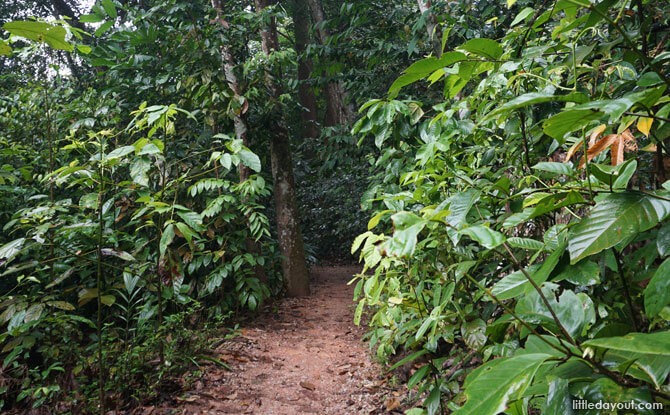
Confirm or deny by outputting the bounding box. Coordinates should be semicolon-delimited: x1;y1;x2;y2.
151;266;403;414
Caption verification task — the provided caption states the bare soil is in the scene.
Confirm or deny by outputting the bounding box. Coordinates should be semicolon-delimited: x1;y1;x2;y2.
148;266;404;415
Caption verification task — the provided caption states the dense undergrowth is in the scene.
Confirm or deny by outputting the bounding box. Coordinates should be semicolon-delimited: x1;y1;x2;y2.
351;1;670;414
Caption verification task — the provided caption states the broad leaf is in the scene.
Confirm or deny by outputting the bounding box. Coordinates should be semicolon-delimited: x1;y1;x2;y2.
583;331;670;355
238;149;261;172
459;38;503;60
643;258;670;318
568;192;670;263
386;212;426;257
454;353;552;415
3;21;73;51
459;225;505;249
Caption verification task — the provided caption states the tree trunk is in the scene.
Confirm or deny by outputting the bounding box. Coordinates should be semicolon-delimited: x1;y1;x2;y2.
305;0;351;126
254;0;310;297
291;0;319;139
417;0;442;58
211;0;267;284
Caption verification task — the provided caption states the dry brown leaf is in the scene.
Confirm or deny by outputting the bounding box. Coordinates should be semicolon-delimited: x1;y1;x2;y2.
299;381;316;391
579;134;619;168
610;134;624;166
564;140;582;163
622;129;637;152
385;397;401;411
589;124;607;146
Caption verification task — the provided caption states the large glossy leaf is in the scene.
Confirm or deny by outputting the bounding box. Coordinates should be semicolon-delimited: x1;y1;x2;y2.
552;259;600;285
515;283;584;338
454;353;552;415
545;378;573;415
568;192;670;263
3;21;73;51
583;331;670;355
657;221;670;256
386;212;426;257
459;38;503;60
238;149;261;172
445;189;480;244
484;92;588;121
603;349;670;389
492;241;565;300
0;238;26;266
459;225;505;249
644;258;670;318
542;109;603;143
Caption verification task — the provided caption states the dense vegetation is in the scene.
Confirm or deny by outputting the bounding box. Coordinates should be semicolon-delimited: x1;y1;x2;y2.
1;0;669;413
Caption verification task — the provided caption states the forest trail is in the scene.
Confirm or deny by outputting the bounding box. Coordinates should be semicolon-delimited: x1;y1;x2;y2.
154;266;401;414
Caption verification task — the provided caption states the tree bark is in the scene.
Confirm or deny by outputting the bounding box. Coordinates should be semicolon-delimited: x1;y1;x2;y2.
211;0;267;284
254;0;311;297
417;0;442;58
291;0;319;139
305;0;350;126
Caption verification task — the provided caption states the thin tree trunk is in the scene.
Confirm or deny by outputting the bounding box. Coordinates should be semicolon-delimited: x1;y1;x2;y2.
291;0;319;139
211;0;267;283
254;0;310;297
417;0;442;58
305;0;350;126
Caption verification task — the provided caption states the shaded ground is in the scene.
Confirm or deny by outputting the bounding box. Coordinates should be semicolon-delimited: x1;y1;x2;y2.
149;266;404;414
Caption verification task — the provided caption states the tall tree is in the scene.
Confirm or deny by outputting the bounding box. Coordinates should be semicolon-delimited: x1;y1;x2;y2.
291;0;319;139
211;0;267;283
254;0;310;296
417;0;442;58
305;0;350;126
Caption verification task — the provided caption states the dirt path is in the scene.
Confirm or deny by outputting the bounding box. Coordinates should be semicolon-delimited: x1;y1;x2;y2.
154;266;401;414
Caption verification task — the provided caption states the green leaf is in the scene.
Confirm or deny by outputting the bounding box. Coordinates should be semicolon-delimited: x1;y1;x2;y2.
389;349;429;370
101;0;117;19
459;38;503;60
553;259;600;285
425;385;441;415
454;353;552;415
238;149;261;172
386;212;426;257
542;109;602;144
130;158;150;187
491;241;565;300
404;51;467;74
462;318;487;349
657;221;670;257
644;258;670;318
583;331;670;355
80;13;105;23
106;145;135;160
638;72;663;87
0;43;12;56
94;20;114;37
516;283;584;338
532;162;575;176
101;248;135;261
445;189;481;244
459;225;505;249
507;237;545;250
160;224;175;257
0;238;26;264
511;7;534;26
484;92;588;121
545;378;573;415
3;21;73;51
76;44;92;54
568;192;670;263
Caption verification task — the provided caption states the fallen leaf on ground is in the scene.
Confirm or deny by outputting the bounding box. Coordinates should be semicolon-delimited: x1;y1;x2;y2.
299;380;316;391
